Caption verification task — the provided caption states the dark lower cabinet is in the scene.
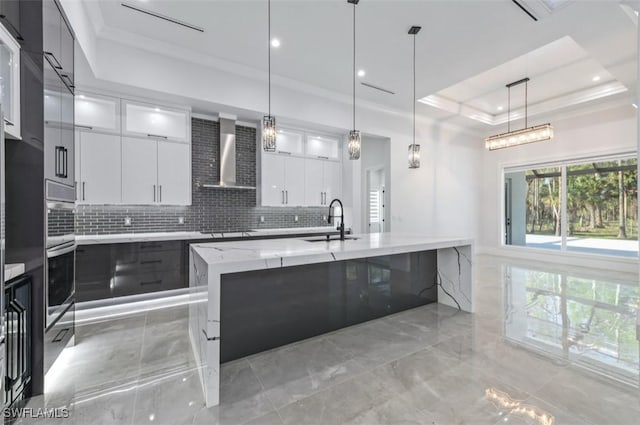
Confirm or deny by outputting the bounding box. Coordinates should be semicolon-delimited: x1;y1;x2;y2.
76;241;185;302
4;275;32;406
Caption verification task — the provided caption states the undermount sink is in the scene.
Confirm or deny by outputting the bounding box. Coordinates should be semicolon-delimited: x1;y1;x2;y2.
304;236;360;242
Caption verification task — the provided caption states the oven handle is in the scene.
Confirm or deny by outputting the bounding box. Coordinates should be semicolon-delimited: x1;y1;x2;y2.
47;242;77;258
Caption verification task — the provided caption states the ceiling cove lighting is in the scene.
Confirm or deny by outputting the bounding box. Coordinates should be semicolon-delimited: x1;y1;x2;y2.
347;0;361;160
408;25;421;169
485;77;553;151
262;0;277;152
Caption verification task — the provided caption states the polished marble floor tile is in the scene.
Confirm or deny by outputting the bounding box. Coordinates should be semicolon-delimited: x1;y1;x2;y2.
15;255;640;425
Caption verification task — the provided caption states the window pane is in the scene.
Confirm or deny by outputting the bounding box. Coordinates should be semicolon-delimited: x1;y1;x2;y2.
505;167;562;250
566;158;638;257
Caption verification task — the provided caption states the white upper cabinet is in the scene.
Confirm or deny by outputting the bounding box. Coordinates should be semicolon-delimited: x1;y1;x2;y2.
306;134;340;160
304;159;324;206
123;100;189;142
0;22;21;139
157;141;191;205
275;129;304;155
75;93;120;133
122;137;158;204
304;159;341;207
261;154;306;206
78;132;122;204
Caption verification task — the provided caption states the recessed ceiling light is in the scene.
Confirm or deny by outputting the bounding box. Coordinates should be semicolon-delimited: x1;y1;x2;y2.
497;106;503;111
633;103;638;109
79;94;85;99
271;38;280;48
592;75;601;82
154;107;160;112
357;69;366;78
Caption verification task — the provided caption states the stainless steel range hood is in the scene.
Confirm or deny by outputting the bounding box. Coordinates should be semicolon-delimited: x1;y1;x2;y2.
202;117;256;190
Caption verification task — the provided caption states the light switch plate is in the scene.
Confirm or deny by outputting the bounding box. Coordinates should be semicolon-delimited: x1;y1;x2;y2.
260;216;265;223
178;217;185;224
124;217;132;226
294;215;299;223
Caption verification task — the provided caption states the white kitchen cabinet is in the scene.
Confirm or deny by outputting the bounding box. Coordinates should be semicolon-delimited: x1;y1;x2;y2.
284;156;305;206
275;129;304;155
306;134;340;160
323;160;342;203
304;159;342;206
304;159;324;206
123;100;189;142
157;141;191;205
122;137;158;204
261;153;285;206
261;153;306;206
78;132;122;204
75;93;120;133
0;21;21;139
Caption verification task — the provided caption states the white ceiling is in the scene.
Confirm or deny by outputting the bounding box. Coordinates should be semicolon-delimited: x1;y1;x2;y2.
84;0;637;128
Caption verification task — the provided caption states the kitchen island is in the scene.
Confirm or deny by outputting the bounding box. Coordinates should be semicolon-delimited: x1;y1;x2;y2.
188;233;473;407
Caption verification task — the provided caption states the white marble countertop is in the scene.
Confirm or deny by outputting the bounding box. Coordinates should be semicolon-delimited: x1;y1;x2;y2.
4;263;25;282
76;227;338;245
191;233;473;274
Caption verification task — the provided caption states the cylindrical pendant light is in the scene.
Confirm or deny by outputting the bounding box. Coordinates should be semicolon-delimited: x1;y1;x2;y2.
262;0;276;152
347;0;361;160
408;25;421;169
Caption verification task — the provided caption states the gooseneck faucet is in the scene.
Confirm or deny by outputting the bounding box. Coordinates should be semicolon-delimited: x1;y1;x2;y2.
328;198;345;241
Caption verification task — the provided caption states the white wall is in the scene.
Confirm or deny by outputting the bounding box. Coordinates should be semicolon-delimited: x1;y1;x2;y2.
479;105;637;250
69;20;483;241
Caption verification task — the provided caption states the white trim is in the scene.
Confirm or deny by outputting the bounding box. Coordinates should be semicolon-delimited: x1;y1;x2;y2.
502;149;636;173
476;245;639;274
191;112;218;122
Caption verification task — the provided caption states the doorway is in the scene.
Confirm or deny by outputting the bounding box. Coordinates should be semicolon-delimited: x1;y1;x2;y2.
366;167;385;233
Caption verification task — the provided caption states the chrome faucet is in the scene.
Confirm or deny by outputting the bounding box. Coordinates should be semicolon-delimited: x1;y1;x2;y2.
327;198;345;241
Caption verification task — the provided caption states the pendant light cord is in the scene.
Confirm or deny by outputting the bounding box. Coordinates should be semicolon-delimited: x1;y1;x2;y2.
352;1;356;131
507;86;511;133
525;79;528;129
268;0;271;116
412;32;416;147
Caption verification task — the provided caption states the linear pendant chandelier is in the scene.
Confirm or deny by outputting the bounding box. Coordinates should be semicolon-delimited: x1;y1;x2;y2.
408;25;421;169
485;77;553;151
262;0;276;152
347;0;361;160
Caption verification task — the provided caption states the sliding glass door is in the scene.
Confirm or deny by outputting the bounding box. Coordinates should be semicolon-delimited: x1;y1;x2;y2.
504;155;638;258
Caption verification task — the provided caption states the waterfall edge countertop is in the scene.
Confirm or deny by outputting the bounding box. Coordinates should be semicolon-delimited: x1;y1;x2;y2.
189;232;474;407
4;264;25;282
75;227;341;245
190;233;474;272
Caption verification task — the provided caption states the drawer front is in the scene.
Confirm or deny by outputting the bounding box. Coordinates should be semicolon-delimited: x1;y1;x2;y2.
76;245;113;302
113;248;182;275
113;270;184;298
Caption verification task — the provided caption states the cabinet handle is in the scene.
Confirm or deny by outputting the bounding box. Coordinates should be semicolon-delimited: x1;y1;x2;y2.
60;74;73;88
281;190;284;204
153;185;156;202
0;15;24;41
141;260;163;265
75;125;94;130
147;133;168;139
140;244;163;249
317;156;329;160
140;280;162;286
3;118;14;126
44;51;63;70
277;150;292;155
82;182;86;201
52;328;69;343
286;190;288;204
159;185;162;202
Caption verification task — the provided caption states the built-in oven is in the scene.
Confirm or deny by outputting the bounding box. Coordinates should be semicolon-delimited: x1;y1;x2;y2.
46;202;75;329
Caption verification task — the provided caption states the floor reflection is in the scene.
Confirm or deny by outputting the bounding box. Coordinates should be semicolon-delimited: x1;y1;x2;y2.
503;263;640;387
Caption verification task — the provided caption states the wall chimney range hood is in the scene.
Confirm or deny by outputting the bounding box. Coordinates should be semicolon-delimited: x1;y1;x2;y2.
202;117;256;190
